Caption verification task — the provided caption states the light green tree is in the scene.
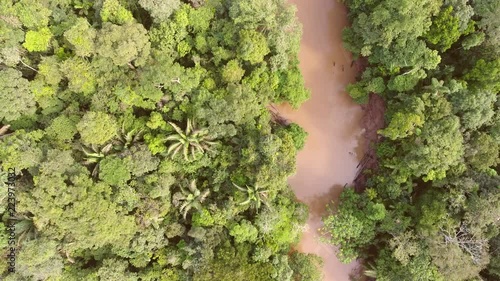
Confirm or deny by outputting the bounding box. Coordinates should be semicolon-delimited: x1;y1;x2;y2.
238;29;270;64
60;57;96;95
23;27;52;52
222;59;245;83
64;18;96;57
46;115;78;145
100;0;134;25
14;0;51;29
96;23;151;67
464;58;500;92
77;112;118;145
16;238;63;280
0;69;36;121
38;56;63;86
462;32;485;50
123;144;160;177
321;188;379;263
466;133;499;171
424;6;462;51
138;0;181;22
379;112;424;140
229;219;259;243
99;157;131;186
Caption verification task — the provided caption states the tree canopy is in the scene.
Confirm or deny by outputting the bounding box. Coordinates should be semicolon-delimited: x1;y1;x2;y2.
324;1;500;280
0;1;319;280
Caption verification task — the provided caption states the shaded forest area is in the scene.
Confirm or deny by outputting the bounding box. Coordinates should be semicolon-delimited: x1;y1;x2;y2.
322;0;500;280
0;0;323;280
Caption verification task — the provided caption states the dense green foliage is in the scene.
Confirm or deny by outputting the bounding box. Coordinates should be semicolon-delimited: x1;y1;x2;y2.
0;0;318;280
323;0;500;280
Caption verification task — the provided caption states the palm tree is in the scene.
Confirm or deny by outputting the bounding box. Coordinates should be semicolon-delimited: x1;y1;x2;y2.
0;168;8;190
364;269;377;279
423;77;451;95
0;124;10;138
12;215;38;246
80;143;113;177
165;119;217;161
113;121;144;151
363;263;377;279
176;180;210;219
232;182;269;210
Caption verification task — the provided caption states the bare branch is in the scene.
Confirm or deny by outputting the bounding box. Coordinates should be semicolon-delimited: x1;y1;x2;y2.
20;59;38;72
440;224;488;264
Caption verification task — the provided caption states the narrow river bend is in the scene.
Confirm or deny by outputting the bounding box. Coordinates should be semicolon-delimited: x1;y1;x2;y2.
278;0;365;280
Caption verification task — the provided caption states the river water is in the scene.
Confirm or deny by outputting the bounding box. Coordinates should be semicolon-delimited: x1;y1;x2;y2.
277;0;365;280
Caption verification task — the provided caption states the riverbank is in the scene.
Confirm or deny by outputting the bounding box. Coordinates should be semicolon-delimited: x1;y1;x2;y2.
354;94;386;192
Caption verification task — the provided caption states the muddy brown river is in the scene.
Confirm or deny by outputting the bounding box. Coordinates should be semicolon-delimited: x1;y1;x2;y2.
277;0;365;280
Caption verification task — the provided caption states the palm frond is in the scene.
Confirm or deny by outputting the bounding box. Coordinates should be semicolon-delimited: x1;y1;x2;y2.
165;135;183;141
81;146;94;156
101;143;113;154
191;142;204;151
195;145;204;154
167;142;182;155
259;189;269;194
133;129;144;142
176;180;211;219
191;128;208;136
179;185;190;197
186;119;193;135
188;180;198;194
124;128;137;143
171;144;183;159
239;198;252;206
114;121;144;150
191;201;202;211
180;201;190;212
183;143;190;161
232;182;247;192
0;125;10;136
364;269;377;278
181;205;191;220
13;216;37;245
168;121;185;136
121;120;127;136
255;199;262;209
261;198;270;208
91;165;99;178
200;189;210;201
82;159;98;165
204;140;218;146
190;146;197;160
89;144;97;152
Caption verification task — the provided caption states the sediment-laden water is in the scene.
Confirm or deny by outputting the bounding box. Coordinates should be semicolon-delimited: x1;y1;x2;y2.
278;0;365;280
